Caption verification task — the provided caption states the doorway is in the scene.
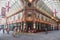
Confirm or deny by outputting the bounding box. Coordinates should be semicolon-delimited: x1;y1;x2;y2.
26;21;33;32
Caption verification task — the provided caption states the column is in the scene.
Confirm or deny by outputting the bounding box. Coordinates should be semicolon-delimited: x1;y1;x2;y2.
20;22;22;32
33;22;36;32
33;22;36;29
23;22;26;32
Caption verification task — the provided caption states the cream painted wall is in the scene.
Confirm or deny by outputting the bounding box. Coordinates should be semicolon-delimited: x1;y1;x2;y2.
7;12;23;23
0;18;6;25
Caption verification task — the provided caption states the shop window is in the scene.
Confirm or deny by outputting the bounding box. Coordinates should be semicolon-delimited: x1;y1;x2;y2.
18;23;20;26
9;24;14;31
13;23;17;27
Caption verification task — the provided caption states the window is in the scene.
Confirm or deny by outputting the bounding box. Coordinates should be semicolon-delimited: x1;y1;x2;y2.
20;12;23;19
15;14;18;20
43;15;45;21
38;14;39;18
18;14;20;19
41;15;43;20
49;18;50;22
36;14;38;18
47;17;49;22
17;23;21;27
14;16;15;20
27;14;31;17
45;17;47;21
39;14;42;19
27;12;32;17
48;18;50;22
43;16;44;21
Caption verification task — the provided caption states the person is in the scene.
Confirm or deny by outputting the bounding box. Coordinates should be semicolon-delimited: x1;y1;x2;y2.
3;28;5;34
45;27;48;34
28;27;31;32
13;27;18;37
6;28;10;34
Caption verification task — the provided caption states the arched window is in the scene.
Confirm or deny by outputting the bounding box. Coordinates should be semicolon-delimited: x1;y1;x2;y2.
27;12;32;17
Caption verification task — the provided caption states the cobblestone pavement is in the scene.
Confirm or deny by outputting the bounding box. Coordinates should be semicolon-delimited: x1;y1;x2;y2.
0;30;60;40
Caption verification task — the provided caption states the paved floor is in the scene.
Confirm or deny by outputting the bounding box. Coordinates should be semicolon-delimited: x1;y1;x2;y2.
0;30;60;40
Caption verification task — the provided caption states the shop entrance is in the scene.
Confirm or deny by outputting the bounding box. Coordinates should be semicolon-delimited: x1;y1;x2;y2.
26;21;33;32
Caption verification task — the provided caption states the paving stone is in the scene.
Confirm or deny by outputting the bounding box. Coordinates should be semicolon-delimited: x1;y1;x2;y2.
0;30;60;40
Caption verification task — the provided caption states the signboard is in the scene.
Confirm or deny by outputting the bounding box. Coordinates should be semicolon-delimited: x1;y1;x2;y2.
1;7;6;17
53;9;57;17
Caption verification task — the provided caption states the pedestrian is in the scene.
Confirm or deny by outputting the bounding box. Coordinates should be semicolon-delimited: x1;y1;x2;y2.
13;27;18;37
45;28;48;34
6;28;10;34
3;28;5;34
